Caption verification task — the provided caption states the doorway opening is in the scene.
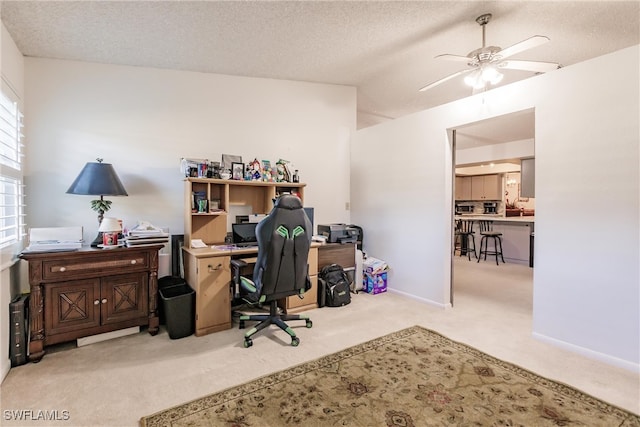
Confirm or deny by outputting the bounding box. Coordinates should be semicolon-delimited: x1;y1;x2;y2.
449;109;535;314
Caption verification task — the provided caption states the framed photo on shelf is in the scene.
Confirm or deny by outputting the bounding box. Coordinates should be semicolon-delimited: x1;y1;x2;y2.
231;162;245;180
221;154;242;171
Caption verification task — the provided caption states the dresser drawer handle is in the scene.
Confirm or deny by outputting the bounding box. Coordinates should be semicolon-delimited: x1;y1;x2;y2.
94;300;100;305
59;267;66;272
101;299;107;304
131;260;137;265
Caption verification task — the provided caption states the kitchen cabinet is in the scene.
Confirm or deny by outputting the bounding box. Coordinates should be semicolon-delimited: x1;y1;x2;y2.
20;245;162;362
455;176;472;200
471;174;502;200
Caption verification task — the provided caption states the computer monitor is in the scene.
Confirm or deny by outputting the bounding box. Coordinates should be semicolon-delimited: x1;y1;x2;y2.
232;222;258;245
303;207;314;235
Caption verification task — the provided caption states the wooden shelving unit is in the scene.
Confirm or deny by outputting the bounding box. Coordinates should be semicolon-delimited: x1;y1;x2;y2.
184;178;306;246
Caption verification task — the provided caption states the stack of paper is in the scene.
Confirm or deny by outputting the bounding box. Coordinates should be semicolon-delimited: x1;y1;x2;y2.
24;227;83;253
124;221;169;247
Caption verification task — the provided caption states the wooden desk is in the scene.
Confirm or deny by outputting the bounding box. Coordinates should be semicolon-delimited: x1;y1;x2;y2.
20;245;163;362
182;242;357;336
182;244;319;336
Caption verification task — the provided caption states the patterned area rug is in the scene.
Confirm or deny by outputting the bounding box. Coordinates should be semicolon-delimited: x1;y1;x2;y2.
140;326;639;426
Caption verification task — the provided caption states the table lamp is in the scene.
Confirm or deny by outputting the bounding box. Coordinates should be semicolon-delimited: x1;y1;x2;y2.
66;158;128;247
98;217;122;247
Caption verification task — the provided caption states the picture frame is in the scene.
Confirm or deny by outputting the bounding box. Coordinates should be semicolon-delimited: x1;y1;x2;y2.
231;162;245;180
221;154;242;171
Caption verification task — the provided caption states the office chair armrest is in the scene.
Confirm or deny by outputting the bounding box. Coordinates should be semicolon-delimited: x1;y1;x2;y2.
230;259;248;269
230;259;249;298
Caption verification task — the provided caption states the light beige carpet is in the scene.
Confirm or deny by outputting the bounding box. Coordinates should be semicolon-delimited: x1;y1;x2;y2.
140;326;640;426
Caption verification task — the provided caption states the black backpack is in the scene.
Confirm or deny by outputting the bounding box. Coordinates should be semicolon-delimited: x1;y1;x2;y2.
318;264;351;307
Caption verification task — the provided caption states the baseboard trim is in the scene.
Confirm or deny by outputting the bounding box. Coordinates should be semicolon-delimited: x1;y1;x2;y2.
532;332;640;373
1;358;10;385
77;327;140;347
387;288;452;310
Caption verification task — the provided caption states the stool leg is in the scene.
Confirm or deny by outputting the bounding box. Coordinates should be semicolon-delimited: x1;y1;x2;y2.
492;236;499;265
477;236;483;263
468;235;476;260
498;236;505;263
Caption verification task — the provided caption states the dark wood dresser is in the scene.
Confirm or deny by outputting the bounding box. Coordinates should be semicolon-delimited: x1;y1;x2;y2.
20;245;163;362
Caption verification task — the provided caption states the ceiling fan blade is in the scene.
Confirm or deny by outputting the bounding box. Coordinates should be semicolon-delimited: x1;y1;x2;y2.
435;53;472;62
419;69;474;92
497;35;550;59
499;59;560;73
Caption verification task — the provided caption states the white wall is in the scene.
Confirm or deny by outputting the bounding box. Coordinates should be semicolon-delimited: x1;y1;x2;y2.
1;23;25;383
24;58;356;244
351;45;639;370
456;138;534;166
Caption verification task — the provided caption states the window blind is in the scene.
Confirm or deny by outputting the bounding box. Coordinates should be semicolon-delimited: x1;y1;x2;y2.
0;89;25;248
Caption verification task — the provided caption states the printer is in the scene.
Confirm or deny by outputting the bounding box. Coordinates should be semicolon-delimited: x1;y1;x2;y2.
318;223;358;244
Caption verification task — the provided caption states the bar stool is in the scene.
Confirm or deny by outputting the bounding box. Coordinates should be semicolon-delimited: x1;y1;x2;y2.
454;219;477;261
477;220;505;265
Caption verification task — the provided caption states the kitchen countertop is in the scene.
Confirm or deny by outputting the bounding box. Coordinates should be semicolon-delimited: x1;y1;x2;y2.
455;215;535;223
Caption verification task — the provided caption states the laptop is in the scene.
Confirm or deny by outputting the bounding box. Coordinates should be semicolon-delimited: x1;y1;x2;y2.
232;222;258;247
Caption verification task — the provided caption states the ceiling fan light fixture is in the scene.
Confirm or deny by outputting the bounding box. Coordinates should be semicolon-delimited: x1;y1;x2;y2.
421;13;555;93
482;65;504;85
464;69;485;89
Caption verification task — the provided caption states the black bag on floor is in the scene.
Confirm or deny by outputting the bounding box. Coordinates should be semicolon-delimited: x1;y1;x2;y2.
318;264;351;307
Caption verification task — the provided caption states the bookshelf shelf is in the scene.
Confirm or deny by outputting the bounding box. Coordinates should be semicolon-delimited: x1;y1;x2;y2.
184;178;306;246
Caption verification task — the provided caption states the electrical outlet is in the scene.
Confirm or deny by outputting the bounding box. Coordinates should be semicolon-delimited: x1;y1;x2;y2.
345;202;350;210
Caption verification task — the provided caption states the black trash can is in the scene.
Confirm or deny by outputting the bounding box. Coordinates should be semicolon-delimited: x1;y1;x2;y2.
158;276;186;325
159;283;195;339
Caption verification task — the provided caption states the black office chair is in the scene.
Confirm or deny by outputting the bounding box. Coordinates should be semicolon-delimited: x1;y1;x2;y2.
233;194;313;348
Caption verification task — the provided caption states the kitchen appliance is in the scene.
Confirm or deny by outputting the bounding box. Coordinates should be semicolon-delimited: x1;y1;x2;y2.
483;202;497;214
455;204;474;215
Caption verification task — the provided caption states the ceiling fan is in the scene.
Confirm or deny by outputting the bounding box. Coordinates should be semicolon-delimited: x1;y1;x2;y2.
419;13;560;92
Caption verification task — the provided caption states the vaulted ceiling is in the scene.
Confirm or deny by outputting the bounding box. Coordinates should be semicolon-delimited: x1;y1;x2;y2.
1;1;638;138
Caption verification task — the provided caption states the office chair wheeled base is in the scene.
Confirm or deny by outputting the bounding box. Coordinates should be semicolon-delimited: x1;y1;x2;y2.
239;300;312;347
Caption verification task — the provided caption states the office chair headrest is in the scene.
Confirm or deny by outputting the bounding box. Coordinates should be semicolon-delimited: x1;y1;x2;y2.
275;194;303;210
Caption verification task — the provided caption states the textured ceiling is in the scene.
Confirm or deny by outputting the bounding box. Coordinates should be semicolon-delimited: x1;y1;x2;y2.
1;1;639;138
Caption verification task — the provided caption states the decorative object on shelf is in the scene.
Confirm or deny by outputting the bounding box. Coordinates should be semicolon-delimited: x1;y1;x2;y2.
231;162;244;180
98;217;122;247
207;161;220;178
180;157;208;177
292;169;300;183
192;191;207;212
66;158;128;247
221;154;242;171
261;160;273;182
248;158;262;181
275;158;291;182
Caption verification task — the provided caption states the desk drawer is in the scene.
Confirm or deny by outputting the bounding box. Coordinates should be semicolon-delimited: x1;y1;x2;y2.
308;247;318;275
42;253;149;281
318;244;355;270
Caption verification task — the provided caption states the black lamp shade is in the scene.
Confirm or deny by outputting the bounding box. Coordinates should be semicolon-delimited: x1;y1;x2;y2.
66;162;128;196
